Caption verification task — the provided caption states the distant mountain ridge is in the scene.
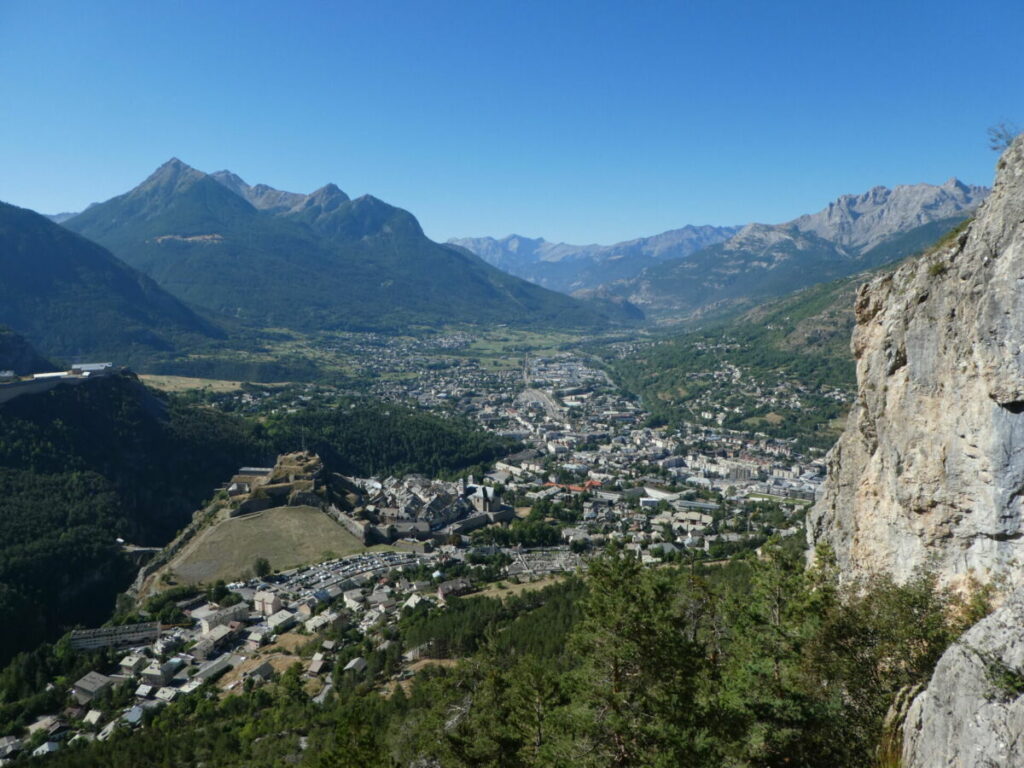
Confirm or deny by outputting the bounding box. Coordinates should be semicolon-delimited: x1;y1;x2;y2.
453;179;987;321
449;224;741;293
790;177;988;251
611;178;988;321
63;159;637;332
45;211;79;224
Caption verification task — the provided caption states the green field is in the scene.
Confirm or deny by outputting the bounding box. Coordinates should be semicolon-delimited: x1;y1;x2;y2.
169;505;386;584
461;327;579;357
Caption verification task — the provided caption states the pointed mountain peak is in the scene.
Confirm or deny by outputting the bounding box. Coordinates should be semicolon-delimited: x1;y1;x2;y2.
210;169;249;190
136;157;205;195
153;157;197;177
351;193;390;208
347;194;413;221
305;183;350;204
290;183;350;217
317;182;345;197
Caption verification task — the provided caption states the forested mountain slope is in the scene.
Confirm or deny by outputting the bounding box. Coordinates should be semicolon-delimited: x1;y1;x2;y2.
64;160;638;332
0;328;53;375
0;372;261;664
0;202;222;363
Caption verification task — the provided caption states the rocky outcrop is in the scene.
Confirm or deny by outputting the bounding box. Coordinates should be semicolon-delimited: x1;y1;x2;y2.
807;135;1024;588
902;591;1024;767
209;169;303;211
453;179;987;299
792;177;987;252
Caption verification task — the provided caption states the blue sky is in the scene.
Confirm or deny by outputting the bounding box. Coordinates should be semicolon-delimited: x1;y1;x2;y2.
1;0;1021;243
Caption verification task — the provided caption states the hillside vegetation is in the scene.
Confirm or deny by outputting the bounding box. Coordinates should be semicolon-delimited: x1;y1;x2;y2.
0;373;261;664
30;544;990;768
265;402;519;479
0;202;222;364
613;218;973;450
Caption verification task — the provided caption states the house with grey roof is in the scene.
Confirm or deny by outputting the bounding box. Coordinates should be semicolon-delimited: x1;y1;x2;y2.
343;656;367;674
267;609;297;632
72;671;113;705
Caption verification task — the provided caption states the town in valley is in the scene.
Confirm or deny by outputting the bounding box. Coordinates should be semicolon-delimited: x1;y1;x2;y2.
0;332;828;758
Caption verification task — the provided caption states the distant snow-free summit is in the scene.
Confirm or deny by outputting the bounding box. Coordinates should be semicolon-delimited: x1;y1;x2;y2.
454;177;988;321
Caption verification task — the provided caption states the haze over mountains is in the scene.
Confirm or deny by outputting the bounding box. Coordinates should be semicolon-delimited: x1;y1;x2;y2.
455;178;988;321
60;159;637;334
449;224;742;293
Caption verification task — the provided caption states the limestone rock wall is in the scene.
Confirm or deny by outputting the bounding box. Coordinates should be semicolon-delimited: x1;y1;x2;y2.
902;592;1024;768
808;135;1024;588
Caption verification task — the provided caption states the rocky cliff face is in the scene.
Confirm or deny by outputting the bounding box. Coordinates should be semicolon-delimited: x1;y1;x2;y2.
902;592;1024;767
808;135;1024;588
210;170;346;213
792;177;987;252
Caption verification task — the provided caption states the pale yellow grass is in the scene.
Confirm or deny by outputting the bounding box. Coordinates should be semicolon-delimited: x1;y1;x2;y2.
469;573;566;601
169;505;385;584
140;374;246;393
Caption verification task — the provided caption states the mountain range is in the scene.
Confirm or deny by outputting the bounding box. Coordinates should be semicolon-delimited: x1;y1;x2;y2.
455;178;988;321
449;225;741;293
4;161;986;370
60;159;638;333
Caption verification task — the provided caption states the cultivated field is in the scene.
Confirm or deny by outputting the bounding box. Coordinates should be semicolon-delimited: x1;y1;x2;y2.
139;374;247;393
170;505;379;584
